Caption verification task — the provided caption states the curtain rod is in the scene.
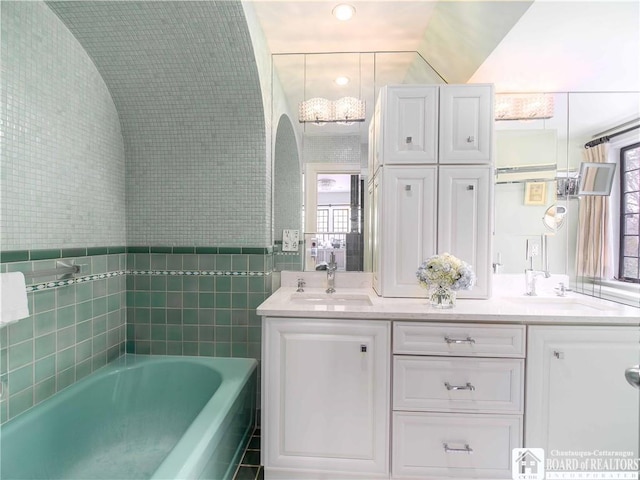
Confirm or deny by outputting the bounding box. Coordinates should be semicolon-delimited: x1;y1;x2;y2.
585;124;640;148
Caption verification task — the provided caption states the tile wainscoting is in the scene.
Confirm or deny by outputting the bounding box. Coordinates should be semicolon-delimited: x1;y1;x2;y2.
0;246;272;424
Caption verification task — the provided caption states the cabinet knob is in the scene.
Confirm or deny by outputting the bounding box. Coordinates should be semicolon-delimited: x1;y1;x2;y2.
406;136;412;144
625;365;640;389
553;350;564;359
404;185;412;191
360;344;367;353
443;443;473;454
466;136;475;143
467;185;475;191
444;382;475;391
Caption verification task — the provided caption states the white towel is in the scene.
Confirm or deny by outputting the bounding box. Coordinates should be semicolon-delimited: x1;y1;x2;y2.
1;272;30;325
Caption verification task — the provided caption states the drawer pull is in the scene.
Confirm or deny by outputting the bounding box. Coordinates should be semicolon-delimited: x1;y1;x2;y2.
443;443;474;454
444;382;475;391
444;336;476;345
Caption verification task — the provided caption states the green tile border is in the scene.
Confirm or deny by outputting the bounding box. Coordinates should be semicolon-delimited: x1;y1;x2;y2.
0;251;29;263
1;246;272;263
195;247;218;254
1;247;127;264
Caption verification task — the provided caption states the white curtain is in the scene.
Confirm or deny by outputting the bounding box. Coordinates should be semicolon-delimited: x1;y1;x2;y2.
576;143;614;279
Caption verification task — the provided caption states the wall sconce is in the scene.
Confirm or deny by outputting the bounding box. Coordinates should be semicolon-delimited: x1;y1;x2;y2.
495;93;554;121
299;97;365;125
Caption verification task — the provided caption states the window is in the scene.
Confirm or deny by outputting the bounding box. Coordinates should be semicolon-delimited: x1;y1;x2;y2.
317;209;329;233
332;208;349;232
619;142;640;282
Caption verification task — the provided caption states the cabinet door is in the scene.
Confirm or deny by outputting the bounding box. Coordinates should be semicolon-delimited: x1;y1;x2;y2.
380;166;437;297
381;85;438;164
526;326;640;457
263;318;390;478
438;165;492;298
439;84;493;164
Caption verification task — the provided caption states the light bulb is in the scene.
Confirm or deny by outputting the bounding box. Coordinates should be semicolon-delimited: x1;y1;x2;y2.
332;4;355;21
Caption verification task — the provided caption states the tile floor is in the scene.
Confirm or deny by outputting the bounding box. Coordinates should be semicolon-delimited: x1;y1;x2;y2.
232;427;263;480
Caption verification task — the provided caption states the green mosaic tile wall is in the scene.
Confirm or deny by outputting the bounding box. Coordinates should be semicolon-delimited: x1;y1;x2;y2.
0;253;127;423
0;247;273;424
125;252;272;359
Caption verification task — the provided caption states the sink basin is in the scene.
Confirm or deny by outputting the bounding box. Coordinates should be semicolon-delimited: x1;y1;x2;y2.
502;296;608;311
289;292;373;307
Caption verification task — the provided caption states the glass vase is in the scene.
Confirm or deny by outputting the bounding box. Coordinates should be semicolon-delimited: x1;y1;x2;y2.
429;285;456;309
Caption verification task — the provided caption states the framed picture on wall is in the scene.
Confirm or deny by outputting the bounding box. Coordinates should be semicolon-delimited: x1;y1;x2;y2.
524;181;547;205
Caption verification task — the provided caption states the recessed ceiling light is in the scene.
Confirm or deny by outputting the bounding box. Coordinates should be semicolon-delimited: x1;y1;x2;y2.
332;4;355;21
335;76;350;86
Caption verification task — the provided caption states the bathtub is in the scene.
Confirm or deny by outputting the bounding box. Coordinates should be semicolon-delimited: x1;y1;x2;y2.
0;354;257;480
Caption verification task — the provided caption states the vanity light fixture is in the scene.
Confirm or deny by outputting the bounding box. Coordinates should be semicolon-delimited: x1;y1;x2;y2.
335;76;350;86
332;4;355;21
299;97;365;124
495;93;554;120
298;97;332;125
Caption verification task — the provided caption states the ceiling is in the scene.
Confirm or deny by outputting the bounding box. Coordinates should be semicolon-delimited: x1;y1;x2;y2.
249;0;640;133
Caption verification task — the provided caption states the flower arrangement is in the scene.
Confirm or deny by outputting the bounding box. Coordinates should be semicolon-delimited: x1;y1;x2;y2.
416;253;475;291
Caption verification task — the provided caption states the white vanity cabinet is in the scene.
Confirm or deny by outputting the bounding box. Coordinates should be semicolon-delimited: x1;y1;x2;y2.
372;164;492;298
525;326;640;456
391;322;525;479
369;84;494;299
262;317;390;479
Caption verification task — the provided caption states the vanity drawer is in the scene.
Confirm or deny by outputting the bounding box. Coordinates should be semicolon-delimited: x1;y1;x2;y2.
393;356;524;413
392;411;521;479
393;322;526;357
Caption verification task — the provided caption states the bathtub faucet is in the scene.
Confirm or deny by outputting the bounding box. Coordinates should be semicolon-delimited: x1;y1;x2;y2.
326;251;337;294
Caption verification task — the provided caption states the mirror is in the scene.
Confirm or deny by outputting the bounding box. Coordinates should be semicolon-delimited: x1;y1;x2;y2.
493;93;569;275
271;48;639;303
495;128;558;183
272;52;443;272
542;204;567;231
495;91;639;306
304;163;362;272
577;162;616;196
273;114;303;272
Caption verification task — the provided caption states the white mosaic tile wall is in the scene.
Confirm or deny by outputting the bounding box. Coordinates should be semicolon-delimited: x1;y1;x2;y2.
0;2;126;251
303;135;363;166
273;115;302;238
47;1;269;247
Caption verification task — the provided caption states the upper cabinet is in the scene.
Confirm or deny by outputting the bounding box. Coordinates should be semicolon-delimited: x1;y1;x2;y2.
369;84;494;298
373;84;493;171
380;86;439;165
439;85;493;164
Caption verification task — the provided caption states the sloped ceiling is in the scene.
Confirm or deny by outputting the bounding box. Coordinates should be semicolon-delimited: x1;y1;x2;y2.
416;1;534;84
470;0;640;92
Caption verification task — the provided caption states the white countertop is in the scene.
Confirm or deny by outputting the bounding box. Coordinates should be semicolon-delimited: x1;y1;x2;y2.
257;273;640;326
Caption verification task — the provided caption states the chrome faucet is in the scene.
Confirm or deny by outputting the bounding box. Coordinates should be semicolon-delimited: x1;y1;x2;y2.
326;251;337;294
296;278;305;293
525;269;551;296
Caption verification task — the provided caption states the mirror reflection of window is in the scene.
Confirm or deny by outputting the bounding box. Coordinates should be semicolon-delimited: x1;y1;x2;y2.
314;173;360;271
